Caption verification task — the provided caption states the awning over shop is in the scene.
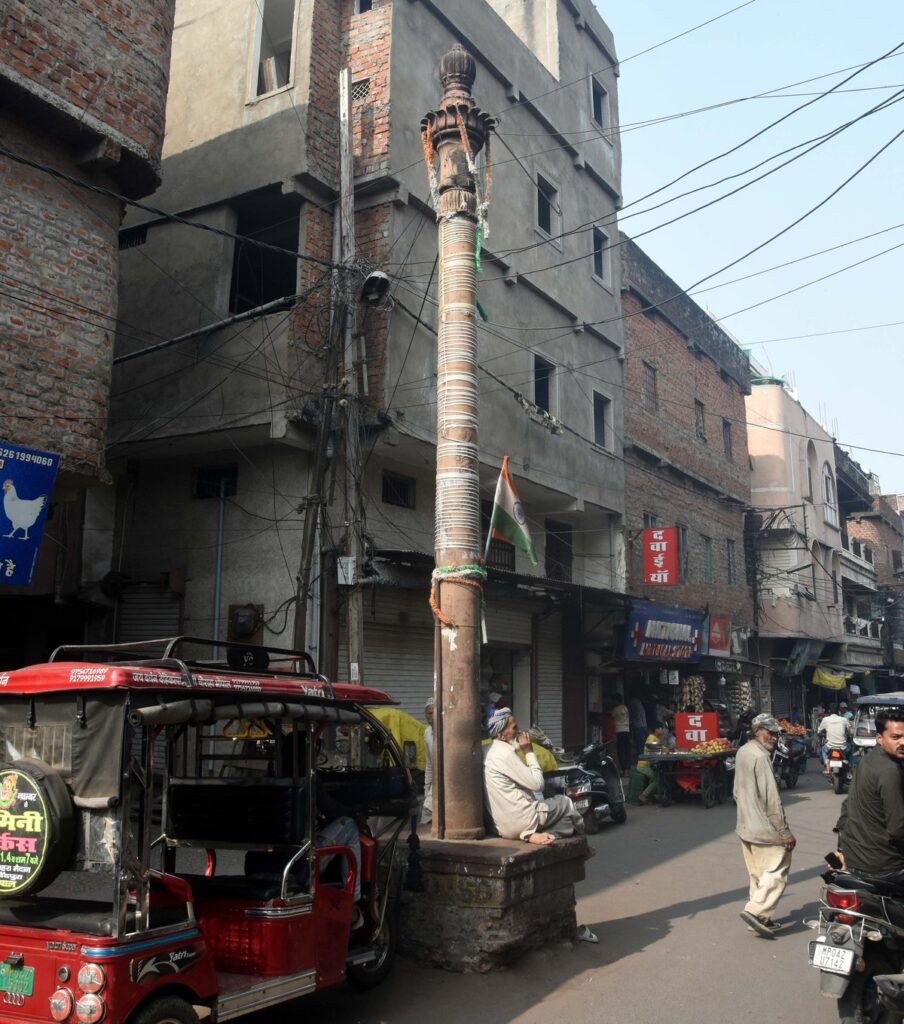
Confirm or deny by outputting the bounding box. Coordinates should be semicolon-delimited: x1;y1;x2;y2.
812;666;852;690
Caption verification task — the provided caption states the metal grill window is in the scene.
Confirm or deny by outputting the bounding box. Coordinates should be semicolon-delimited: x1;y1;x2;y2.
3;724;72;774
352;79;370;101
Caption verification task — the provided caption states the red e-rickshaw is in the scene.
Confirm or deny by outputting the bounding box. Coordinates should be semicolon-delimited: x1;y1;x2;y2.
0;637;417;1023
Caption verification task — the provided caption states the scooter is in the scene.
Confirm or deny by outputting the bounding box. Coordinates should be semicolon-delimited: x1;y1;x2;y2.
544;741;627;833
772;730;807;789
825;745;852;794
810;867;904;1024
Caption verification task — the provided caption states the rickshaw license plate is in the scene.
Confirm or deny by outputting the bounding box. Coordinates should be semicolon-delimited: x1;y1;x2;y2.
0;963;34;996
809;941;855;975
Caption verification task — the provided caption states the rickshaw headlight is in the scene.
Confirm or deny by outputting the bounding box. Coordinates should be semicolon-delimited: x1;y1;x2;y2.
76;992;105;1023
49;988;73;1021
77;963;106;994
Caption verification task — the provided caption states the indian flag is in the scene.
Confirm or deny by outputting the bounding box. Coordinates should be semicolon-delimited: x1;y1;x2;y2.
485;456;538;565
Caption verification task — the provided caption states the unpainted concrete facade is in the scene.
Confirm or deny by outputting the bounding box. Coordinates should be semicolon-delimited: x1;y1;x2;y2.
107;0;628;741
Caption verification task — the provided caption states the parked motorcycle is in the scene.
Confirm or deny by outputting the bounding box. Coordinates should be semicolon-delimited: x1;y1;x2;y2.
544;741;627;833
825;745;852;794
772;730;807;789
809;868;904;1024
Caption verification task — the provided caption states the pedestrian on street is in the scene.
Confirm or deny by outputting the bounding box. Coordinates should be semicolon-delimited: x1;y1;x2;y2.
421;699;434;826
733;712;796;939
611;693;631;775
629;694;647;764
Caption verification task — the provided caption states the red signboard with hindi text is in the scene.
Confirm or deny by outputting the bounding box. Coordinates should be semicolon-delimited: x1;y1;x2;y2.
643;527;678;585
675;712;719;748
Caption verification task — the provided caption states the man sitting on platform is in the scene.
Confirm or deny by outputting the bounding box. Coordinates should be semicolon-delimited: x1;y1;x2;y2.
484;708;584;846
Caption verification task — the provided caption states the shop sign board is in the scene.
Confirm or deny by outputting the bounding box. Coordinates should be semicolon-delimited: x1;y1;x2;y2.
0;442;59;586
675;712;719;747
625;600;704;662
708;615;732;656
642;527;678;585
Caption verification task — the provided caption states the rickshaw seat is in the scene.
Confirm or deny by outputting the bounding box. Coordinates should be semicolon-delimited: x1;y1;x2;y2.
182;873;304;902
0;897;187;935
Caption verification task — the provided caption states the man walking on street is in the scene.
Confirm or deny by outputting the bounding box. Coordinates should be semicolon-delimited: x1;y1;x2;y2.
734;713;796;938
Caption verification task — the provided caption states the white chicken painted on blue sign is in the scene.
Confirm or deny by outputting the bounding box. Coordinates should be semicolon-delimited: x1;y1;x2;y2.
2;479;47;541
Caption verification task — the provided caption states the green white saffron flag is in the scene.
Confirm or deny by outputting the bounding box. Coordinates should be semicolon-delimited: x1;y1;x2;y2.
485;455;538;565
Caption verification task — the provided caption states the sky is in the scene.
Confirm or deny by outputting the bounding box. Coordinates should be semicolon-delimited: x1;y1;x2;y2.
594;0;904;494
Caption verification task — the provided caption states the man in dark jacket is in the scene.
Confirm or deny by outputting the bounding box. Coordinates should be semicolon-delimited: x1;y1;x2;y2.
835;709;904;884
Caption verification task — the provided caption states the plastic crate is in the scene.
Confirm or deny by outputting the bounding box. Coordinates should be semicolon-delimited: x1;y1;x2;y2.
626;769;647;805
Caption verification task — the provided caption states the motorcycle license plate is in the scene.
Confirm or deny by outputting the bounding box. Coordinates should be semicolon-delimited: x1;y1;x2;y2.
0;963;34;997
809;940;855;975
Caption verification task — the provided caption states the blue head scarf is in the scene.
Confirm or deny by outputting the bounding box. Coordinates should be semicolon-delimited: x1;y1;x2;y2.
487;707;513;738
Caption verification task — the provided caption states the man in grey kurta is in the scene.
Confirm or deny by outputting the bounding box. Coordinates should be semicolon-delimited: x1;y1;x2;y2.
484;708;583;845
733;713;796;938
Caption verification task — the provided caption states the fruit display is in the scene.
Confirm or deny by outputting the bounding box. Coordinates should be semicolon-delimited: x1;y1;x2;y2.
727;679;753;713
777;718;806;736
690;738;733;754
680;675;706;709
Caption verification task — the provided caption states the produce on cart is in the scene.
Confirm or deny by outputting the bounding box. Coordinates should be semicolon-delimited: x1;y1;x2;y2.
645;714;736;808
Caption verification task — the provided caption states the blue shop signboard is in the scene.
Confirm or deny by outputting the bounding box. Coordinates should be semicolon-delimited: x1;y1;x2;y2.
0;442;60;586
625;599;705;662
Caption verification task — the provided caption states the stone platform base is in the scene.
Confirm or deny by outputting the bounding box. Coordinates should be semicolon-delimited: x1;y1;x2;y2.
399;836;588;972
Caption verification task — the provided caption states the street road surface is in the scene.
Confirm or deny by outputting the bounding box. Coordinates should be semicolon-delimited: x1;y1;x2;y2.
257;771;844;1024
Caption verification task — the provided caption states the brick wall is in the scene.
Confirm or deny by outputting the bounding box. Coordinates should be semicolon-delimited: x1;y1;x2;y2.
848;494;904;585
0;0;175;169
622;288;754;626
0;116;119;477
342;0;392;179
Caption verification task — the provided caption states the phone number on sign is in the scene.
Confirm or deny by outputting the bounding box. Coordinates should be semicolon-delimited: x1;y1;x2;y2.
0;448;55;467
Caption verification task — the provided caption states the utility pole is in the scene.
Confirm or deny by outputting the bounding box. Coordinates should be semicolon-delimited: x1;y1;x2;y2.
339;67;365;685
422;46;494;840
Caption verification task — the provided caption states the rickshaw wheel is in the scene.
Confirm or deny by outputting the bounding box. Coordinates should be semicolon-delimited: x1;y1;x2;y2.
347;901;399;991
129;995;199;1024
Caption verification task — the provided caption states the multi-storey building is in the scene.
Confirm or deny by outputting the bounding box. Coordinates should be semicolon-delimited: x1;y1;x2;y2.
106;0;627;744
619;237;756;714
0;0;176;665
745;373;844;713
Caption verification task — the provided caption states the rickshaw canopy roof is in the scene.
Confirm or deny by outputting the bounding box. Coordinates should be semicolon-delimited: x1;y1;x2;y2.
855;692;904;707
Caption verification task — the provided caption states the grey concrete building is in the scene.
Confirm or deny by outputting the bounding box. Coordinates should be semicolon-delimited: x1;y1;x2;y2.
104;0;626;745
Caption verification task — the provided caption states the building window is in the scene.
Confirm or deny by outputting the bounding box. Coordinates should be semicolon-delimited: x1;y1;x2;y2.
642;512;660;530
230;195;300;313
591;227;610;285
351;78;370;101
831;570;839;605
382;470;416;509
703;535;713;583
356;0;373;11
253;0;297;96
726;539;737;584
593;391;611;448
534;355;554;413
591;77;609;130
119;225;147;250
894;549;903;572
694;400;706;441
677;524;688;582
481;501;515;571
823;463;838;526
545;519;573;582
193;464;238;499
536;173;560;238
722;418;733;461
806;440;817;502
642;361;658;414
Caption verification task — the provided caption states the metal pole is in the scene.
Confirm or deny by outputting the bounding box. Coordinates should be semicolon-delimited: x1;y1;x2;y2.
340;67;365;685
422;46;494;840
213;476;226;658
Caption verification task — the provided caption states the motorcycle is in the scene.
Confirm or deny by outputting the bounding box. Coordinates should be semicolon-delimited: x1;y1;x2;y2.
825;745;852;795
810;868;904;1024
544;741;627;834
772;730;807;789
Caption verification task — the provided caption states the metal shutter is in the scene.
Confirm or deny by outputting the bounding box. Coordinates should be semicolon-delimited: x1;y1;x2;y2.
536;611;563;746
116;583;183;642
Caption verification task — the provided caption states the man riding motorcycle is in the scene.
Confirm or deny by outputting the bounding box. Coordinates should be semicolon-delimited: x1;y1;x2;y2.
834;708;904;887
820;704;853;776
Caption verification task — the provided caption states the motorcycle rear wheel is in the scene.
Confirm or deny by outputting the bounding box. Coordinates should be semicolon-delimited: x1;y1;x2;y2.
785;769;799;789
833;771;844;795
610;804;627;824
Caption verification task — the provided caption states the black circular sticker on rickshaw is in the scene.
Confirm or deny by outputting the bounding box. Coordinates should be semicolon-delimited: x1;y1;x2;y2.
0;769;49;895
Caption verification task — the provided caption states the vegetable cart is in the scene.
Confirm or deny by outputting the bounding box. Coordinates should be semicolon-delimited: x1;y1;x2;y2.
645;749;736;809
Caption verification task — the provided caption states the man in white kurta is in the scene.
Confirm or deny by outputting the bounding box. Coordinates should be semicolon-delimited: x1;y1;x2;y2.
484;708;583;845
